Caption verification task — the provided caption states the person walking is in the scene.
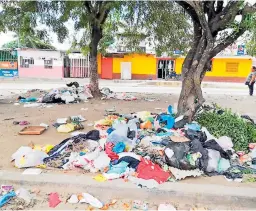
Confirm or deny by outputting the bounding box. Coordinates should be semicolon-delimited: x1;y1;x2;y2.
245;66;256;96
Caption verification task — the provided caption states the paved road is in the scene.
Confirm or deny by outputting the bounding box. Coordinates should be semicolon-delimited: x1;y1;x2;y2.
0;81;250;98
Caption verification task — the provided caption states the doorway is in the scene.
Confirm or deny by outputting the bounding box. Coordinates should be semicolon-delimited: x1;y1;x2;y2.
157;59;175;79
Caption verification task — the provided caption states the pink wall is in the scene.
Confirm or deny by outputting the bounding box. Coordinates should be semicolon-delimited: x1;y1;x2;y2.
19;66;63;78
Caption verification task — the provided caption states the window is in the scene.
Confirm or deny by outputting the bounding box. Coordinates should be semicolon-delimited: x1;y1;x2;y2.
226;62;239;72
20;57;34;68
44;59;53;69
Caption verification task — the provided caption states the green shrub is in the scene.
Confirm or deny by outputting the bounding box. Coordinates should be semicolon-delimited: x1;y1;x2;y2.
196;109;256;152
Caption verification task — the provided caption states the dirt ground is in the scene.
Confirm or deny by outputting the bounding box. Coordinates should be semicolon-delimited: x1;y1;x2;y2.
0;92;256;189
0;183;239;210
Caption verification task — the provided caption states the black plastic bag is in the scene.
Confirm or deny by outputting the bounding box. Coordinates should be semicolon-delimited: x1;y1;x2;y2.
190;139;209;171
185;129;207;143
85;130;100;140
164;141;196;170
203;139;230;159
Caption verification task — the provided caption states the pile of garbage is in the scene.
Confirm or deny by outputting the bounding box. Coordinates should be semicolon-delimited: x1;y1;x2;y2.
11;105;256;187
14;83;137;107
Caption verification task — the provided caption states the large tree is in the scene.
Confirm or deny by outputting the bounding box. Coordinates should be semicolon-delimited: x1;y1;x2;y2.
174;1;256;121
0;1;120;96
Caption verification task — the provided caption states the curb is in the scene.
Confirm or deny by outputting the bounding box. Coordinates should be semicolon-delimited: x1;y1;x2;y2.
0;171;256;208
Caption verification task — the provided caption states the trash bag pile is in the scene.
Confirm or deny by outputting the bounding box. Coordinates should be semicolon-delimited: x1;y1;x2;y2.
15;82;137;107
11;105;256;187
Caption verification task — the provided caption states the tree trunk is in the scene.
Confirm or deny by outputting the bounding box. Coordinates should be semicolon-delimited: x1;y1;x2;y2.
89;24;102;97
177;34;212;121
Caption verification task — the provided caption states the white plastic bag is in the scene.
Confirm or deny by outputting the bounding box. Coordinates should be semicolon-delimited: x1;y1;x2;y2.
216;136;233;151
206;149;221;173
201;127;216;141
93;151;110;171
11;146;33;161
16;188;32;203
79;193;103;208
15;150;48;168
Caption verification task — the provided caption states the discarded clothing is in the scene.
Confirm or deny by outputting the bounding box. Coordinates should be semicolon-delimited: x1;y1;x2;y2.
105;142;119;160
108;161;129;174
136;158;170;184
117;156;140;169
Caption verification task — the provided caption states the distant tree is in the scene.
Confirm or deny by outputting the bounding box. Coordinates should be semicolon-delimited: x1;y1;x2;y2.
2;35;56;50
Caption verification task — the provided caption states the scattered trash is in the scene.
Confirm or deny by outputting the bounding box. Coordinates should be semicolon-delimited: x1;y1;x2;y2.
40;123;49;129
13;121;30;126
16;188;32;203
133;200;148;210
48;192;61;208
0;191;16;208
81;108;89;111
19;126;47;135
67;194;79;204
79;193;103;208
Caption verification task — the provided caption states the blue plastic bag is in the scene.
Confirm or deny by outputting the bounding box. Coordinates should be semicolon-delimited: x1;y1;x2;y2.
113;142;126;153
0;191;16;208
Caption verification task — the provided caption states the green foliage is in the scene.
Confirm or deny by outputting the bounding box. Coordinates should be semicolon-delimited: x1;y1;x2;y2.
196;109;256;152
2;36;55;50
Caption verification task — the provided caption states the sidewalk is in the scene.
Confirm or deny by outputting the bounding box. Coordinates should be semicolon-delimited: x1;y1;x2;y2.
0;77;246;89
0;170;255;208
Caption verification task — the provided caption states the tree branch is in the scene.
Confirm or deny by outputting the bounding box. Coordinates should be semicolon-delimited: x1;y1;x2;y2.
175;1;200;23
215;1;224;14
98;2;112;24
84;1;92;14
210;1;241;33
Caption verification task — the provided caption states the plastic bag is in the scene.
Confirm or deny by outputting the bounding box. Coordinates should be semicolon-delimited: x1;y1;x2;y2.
206;149;221;173
217;158;231;173
93;151;111;171
16;188;32;203
79;193;103;208
216;136;233;151
0;191;16;208
11;146;33;161
113;142;126;153
15;150;49;168
57;123;75;133
185;122;201;131
164;141;195;170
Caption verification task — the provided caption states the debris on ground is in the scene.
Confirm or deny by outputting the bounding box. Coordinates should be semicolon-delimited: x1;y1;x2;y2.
9;103;256;189
48;192;61;208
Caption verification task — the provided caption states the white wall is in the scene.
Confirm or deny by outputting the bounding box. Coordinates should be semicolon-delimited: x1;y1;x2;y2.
17;50;64;67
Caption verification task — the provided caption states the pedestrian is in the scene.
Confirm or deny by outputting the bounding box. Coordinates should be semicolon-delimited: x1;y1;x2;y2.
245;66;256;96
